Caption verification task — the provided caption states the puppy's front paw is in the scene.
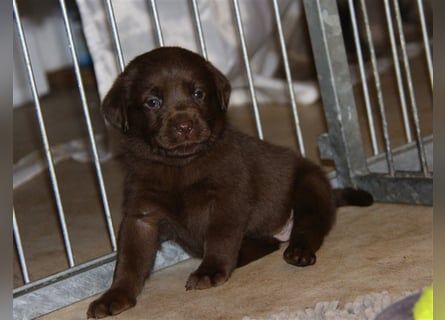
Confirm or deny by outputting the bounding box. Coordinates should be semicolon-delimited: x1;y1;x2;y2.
283;246;316;267
185;268;228;290
87;288;136;319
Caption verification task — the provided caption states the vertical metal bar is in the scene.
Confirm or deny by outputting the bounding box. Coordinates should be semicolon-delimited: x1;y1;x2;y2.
383;0;413;143
13;0;75;267
104;0;126;72
358;0;395;176
347;0;379;155
190;0;208;60
13;209;30;284
232;0;264;140
416;0;433;90
392;0;430;176
58;0;117;250
148;0;164;47
272;0;305;156
303;0;369;187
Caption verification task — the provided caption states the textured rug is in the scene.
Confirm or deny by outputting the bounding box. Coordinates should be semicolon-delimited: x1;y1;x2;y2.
243;291;418;320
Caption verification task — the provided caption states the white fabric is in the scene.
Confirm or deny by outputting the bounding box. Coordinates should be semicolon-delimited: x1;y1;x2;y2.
75;0;319;106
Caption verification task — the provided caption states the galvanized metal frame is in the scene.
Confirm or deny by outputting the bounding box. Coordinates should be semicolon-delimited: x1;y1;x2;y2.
13;0;433;318
391;0;430;177
232;0;264;139
360;0;397;175
303;0;432;204
383;0;413;144
272;0;306;156
13;0;119;318
58;0;118;251
303;0;369;187
347;0;380;155
415;0;433;90
13;0;76;269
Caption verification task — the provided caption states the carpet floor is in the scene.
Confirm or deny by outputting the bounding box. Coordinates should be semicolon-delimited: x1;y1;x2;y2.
39;203;432;319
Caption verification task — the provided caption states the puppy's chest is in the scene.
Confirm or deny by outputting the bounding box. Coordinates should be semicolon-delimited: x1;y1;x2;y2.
138;161;210;189
175;182;216;216
158;183;215;243
130;162;218;222
137;172;216;218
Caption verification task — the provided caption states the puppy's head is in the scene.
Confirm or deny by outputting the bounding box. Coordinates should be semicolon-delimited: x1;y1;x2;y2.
102;47;231;161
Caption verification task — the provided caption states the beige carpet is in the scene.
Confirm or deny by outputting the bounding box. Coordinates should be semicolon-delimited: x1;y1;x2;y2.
40;203;432;320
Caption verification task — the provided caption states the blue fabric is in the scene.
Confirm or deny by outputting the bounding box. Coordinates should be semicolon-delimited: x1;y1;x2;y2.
375;292;421;320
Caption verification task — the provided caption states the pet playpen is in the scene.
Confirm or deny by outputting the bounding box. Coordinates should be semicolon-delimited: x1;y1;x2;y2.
13;0;432;318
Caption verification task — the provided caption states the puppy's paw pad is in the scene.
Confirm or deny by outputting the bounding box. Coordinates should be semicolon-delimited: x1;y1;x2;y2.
87;290;136;319
283;247;316;267
185;270;227;290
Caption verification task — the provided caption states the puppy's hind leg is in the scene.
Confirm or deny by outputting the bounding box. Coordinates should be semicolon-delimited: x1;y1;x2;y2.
237;236;281;267
284;159;336;267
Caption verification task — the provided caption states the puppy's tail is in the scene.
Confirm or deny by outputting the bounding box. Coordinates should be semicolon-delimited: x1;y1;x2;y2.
334;187;374;207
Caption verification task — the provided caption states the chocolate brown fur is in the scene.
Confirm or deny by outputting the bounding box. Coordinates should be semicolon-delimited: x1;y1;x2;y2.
87;47;373;318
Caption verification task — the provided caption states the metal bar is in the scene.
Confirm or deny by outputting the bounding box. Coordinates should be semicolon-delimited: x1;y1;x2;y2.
232;0;264;140
104;0;126;72
272;0;305;156
58;0;117;250
347;0;379;155
13;253;116;297
303;0;369;187
367;134;432;174
13;239;191;319
392;0;429;177
383;0;413;143
358;0;395;176
416;0;433;90
13;253;116;320
190;0;208;59
13;209;30;284
354;173;432;205
148;0;164;47
13;0;75;268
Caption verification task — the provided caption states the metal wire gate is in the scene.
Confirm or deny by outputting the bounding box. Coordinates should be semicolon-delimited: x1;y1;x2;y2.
13;0;432;319
304;0;432;204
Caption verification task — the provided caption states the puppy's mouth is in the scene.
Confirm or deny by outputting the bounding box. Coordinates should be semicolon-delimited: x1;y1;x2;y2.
158;139;209;157
152;115;215;158
154;127;213;158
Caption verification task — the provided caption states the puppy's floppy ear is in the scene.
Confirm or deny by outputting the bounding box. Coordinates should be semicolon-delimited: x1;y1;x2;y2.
101;74;130;133
206;61;231;110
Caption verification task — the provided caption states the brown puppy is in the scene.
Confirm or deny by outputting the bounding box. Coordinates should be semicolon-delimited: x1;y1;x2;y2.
87;47;373;318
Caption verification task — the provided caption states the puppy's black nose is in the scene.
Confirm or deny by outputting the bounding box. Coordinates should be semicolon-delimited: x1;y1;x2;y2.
175;120;194;136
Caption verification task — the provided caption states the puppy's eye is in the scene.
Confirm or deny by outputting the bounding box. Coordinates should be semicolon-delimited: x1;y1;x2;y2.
192;88;205;100
143;97;162;109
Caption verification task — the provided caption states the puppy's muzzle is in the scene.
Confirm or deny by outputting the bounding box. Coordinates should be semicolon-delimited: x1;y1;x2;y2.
156;110;211;157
